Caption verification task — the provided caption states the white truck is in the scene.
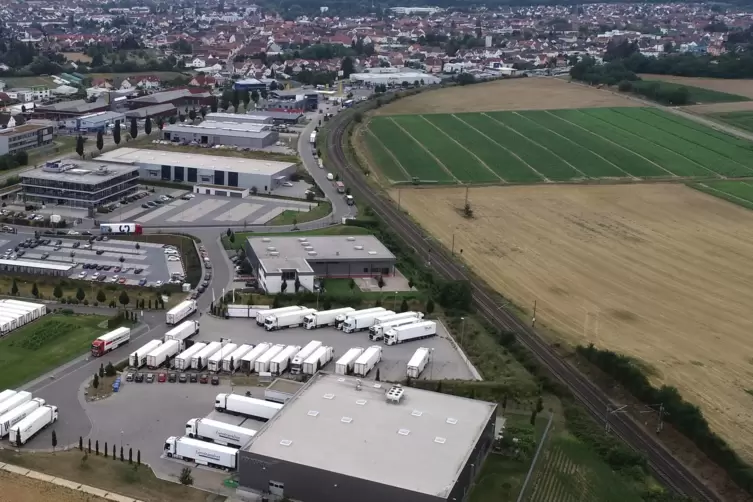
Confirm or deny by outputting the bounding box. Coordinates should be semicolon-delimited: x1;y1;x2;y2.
335;347;364;375
407;347;431;378
353;345;382;377
0;390;17;407
175;343;207;371
185;418;257;448
302;346;334;375
146;339;182;369
0;398;45;437
385;320;437;346
309;131;317;144
165;320;200;343
0;391;32;417
290;340;323;374
303;308;354;329
256;306;305;326
208;343;238;372
254;344;285;373
129;340;162;368
164;436;237;470
335;307;386;329
264;308;317;331
369;312;424;340
166;300;197;325
342;310;395;334
192;341;223;370
241;343;271;373
91;327;131;357
269;345;301;374
9;405;58;446
215;393;283;421
223;344;254;372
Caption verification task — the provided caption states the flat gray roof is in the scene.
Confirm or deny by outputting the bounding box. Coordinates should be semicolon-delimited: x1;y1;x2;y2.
163;122;274;139
249;234;396;275
205;112;272;123
98;147;295;176
20;161;139;184
246;373;496;497
267;378;304;395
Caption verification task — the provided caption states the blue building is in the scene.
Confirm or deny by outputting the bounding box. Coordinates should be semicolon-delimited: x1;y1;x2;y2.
233;78;269;93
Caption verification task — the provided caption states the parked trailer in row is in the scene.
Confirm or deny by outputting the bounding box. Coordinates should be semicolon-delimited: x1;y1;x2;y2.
335;348;364;375
223;344;254;372
335;307;386;329
264;308;317;331
0;391;31;417
269;345;301;375
0;390;17;407
146;339;182;369
343;310;395;334
0;304;33;324
208;344;238;372
185;418;257;448
129;340;163;368
256;306;305;326
303;308;354;330
407;347;431;378
164;436;237;470
215;393;283;421
193;341;223;370
369;311;423;337
165;320;200;343
166;300;197;325
353;346;382;377
0;398;45;437
254;344;285;373
0;309;23;329
100;223;143;235
369;316;422;342
290;340;322;375
175;343;207;371
91;327;131;357
0;314;15;334
9;405;58;446
303;346;334;375
385;321;437;346
241;343;271;373
1;299;46;318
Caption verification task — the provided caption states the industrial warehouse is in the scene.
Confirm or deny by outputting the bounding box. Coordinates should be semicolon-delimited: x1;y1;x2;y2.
98;147;297;192
237;373;497;502
161;120;279;148
243;234;397;294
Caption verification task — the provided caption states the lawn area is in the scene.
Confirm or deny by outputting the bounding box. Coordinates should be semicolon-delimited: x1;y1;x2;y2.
0;313;113;389
689;180;753;211
364;107;753;184
711;110;753;134
266;200;332;225
638;79;751;104
223;224;372;250
0;76;57;87
0;449;225;502
137;141;298;163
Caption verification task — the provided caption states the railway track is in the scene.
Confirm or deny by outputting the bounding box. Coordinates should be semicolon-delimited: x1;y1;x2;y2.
326;112;718;502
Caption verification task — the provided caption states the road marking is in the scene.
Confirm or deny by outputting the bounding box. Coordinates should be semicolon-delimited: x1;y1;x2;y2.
213;203;263;222
136;200;189;223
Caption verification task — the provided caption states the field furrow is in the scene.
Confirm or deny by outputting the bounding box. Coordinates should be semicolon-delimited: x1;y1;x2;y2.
362;129;410;182
644;107;753;147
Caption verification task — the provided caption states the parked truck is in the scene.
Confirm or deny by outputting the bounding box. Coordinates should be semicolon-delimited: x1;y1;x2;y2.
214;393;283;421
309;131;317;144
254;344;285;373
0;391;31;417
353;346;382;376
264;308;317;331
91;327;131;357
9;405;58;446
302;346;334;375
407;347;430;378
335;347;364;375
369;314;423;341
175;343;207;371
146;339;182;369
0;390;17;407
303;308;354;330
129;340;162;368
269;345;301;374
385;320;437;346
166;300;197;325
222;344;254;372
241;343;271;373
256;306;305;326
335;307;386;329
290;340;322;374
164;436;237;470
0;398;45;437
342;310;395;334
185;418;257;448
192;341;223;370
165;320;200;343
208;343;237;372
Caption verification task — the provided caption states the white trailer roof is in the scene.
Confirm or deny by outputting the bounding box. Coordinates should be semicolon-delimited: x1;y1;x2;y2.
98;327;130;342
0;301;35;313
271;345;300;364
354;346;381;364
336;347;364;365
194;341;222;360
241;343;271;362
176;343;207;360
255;344;284;364
304;346;330;364
177;436;239;455
225;344;254;361
167;300;195;315
131;339;162;357
148;339;180;358
0;299;44;310
209;344;237;363
408;347;430;367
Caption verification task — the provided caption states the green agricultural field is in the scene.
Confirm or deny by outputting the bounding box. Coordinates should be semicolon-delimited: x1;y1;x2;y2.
710;110;753;134
689;180;753;211
0;313;113;389
364;107;753;184
639;79;750;104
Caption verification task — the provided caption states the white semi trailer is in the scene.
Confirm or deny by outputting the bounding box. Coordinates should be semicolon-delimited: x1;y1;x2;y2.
385;321;437;346
222;344;254;372
9;405;58;446
208;343;238;372
146;339;182;369
0;391;32;417
166;300;197;325
407;347;431;378
165;320;200;343
256;306;305;326
369;312;424;341
303;308;354;329
302;346;334;375
0;398;45;437
289;340;322;374
129;340;163;368
174;343;207;371
264;308;317;331
185;418;256;448
0;390;17;407
335;307;386;329
254;344;285;373
353;346;382;376
192;341;223;370
240;343;272;373
1;299;46;318
163;436;237;470
335;347;364;375
214;393;283;421
342;310;395;333
269;345;302;374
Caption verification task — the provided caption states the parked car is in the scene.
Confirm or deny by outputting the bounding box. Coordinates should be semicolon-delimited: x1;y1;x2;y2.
200;374;209;384
167;256;181;262
158;373;167;383
138;278;147;286
135;373;144;383
146;373;155;383
168;373;177;383
125;372;134;382
96;250;104;255
134;268;143;274
178;373;188;383
211;375;220;386
189;373;198;383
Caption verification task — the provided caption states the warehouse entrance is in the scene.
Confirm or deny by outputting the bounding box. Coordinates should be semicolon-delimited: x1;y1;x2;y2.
269;480;284;496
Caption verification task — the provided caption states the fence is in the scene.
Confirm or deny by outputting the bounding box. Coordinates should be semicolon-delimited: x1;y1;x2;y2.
226;304;270;318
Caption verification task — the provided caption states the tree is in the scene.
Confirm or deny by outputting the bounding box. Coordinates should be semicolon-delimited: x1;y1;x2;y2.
79;436;83;451
52;430;57;451
354;112;363;123
113;444;117;459
179;114;185;122
272;295;281;308
93;373;99;389
119;256;125;264
144;116;152;135
76;287;86;302
618;79;633;92
536;396;544;413
231;90;240;112
189;109;196;121
341;56;355;78
375;368;381;381
137;449;141;465
97;289;106;303
53;283;64;300
280;280;288;294
210;98;218;113
250;89;259;106
96;130;104;152
105;442;108;456
120;446;124;461
530;409;538;426
294;276;301;293
200;107;207;119
135;242;140;250
130;117;138;139
169;115;177;124
10;278;18;296
113;122;121;145
502;394;508;411
377;276;385;290
88;438;91;453
76;135;85;158
129;447;133;463
99;363;105;378
119;290;130;308
349;278;356;295
179;467;194;485
105;361;116;377
400;298;409;312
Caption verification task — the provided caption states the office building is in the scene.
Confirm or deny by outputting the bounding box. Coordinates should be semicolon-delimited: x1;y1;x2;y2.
0;114;54;156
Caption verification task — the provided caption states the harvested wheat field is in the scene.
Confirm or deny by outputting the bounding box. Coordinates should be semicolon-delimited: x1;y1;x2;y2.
640;74;753;99
685;101;753;114
395;183;753;460
376;77;641;115
0;470;107;502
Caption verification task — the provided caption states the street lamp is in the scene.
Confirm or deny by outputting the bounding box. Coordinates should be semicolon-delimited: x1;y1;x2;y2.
460;317;466;347
393;291;398;310
429;348;435;380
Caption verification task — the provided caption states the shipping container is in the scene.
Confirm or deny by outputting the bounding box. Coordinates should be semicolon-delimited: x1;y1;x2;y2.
0;398;45;437
0;390;17;407
335;348;364;375
222;344;254;372
240;343;272;373
215;393;283;421
185;418;256;448
406;347;430;378
129;340;162;368
353;346;382;376
175;343;207;371
166;300;197;325
369;317;420;341
290;340;322;374
0;299;46;318
253;344;285;373
164;436;237;470
208;343;238;372
146;339;182;369
302;346;334;375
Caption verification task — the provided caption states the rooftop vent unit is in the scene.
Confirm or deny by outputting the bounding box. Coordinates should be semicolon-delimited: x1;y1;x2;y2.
354;245;364;250
386;384;405;404
279;439;293;447
434;437;447;444
323;393;335;400
307;410;319;417
446;417;458;425
298;238;308;242
346;237;356;241
269;251;280;257
308;251;318;256
368;251;378;255
262;238;271;243
397;428;411;436
266;246;277;251
356;399;367;406
341;416;353;424
411;410;423;417
304;246;314;251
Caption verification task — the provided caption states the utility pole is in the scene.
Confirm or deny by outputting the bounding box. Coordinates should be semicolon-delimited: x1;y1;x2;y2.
656;403;665;433
451;233;455;255
464;185;469;207
605;404;628;434
531;300;537;328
